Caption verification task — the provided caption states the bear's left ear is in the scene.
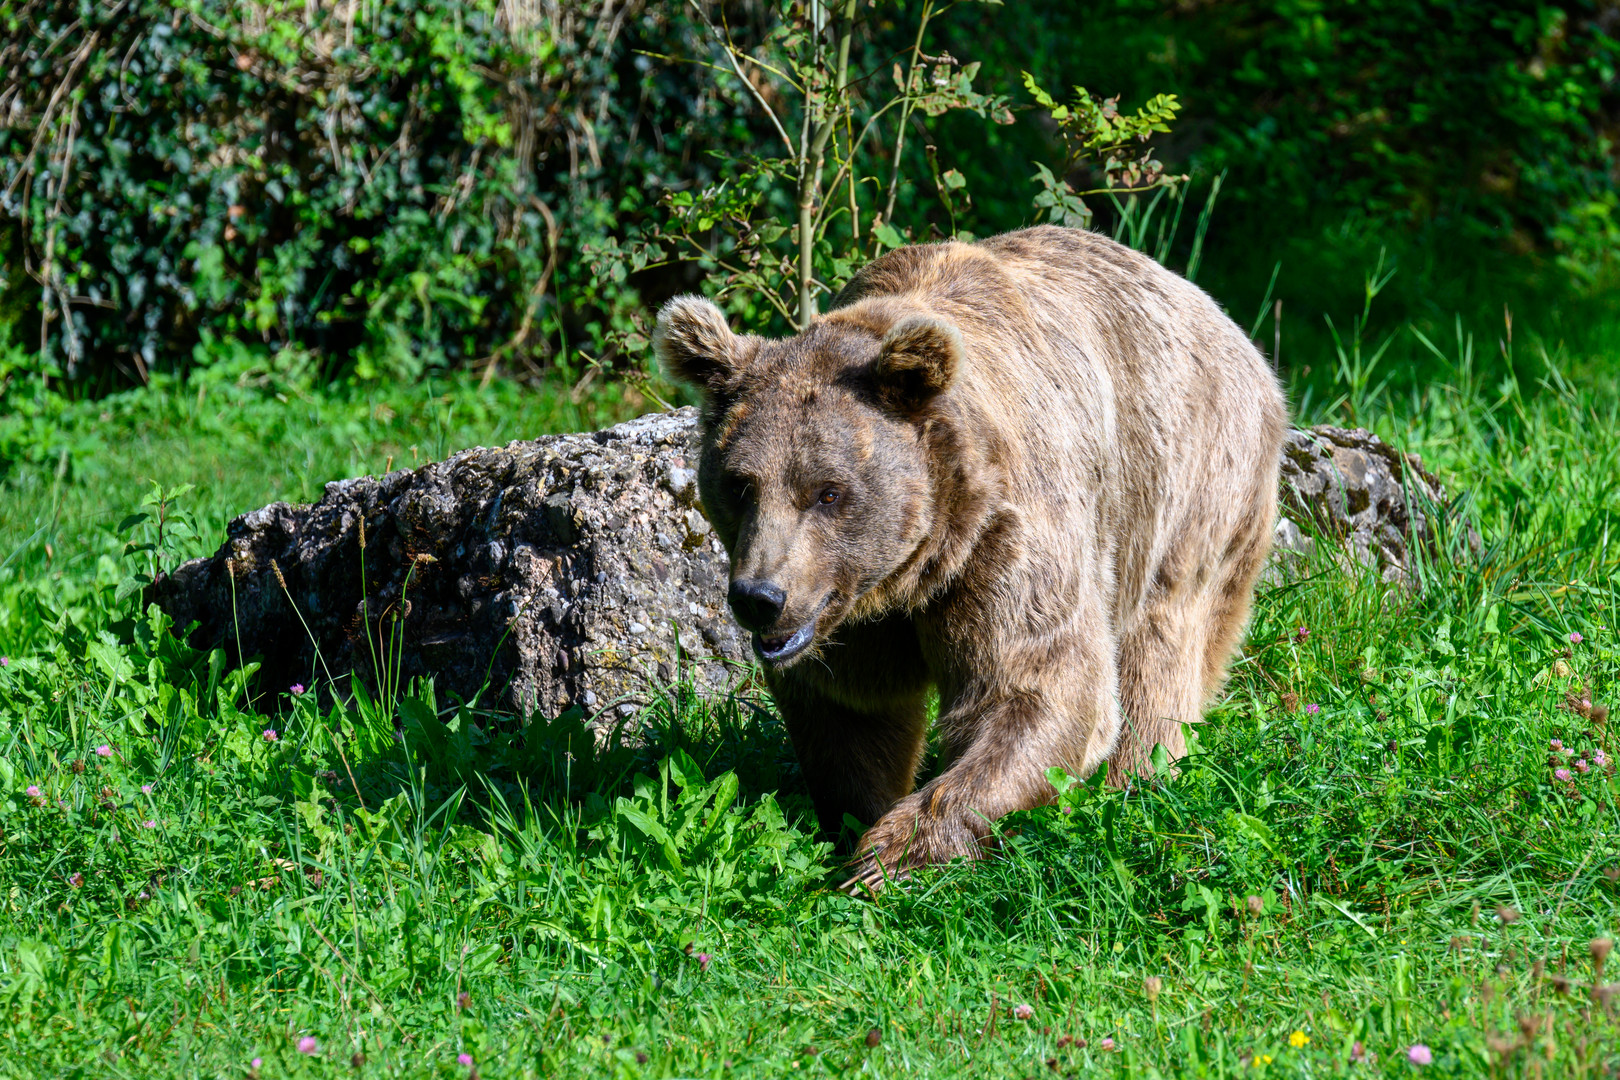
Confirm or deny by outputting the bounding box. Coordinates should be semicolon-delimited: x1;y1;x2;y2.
654;295;746;394
875;315;962;411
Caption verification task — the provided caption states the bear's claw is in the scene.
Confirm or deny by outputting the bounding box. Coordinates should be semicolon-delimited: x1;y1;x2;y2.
838;858;907;896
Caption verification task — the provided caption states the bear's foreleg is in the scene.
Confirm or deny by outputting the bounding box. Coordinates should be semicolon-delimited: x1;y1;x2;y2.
766;612;934;846
773;682;931;849
845;646;1120;891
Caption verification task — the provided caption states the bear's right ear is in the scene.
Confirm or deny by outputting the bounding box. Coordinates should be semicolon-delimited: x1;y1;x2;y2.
654;296;743;393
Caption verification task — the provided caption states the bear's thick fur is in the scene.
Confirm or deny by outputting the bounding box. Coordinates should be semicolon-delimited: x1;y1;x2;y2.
654;225;1287;886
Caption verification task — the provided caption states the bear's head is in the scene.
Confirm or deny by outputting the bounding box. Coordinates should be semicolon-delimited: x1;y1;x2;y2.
654;295;963;667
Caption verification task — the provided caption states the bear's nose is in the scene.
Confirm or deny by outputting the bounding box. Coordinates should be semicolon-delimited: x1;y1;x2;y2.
728;578;786;632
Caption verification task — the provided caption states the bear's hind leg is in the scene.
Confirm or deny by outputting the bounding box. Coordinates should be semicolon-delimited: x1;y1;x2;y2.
1110;493;1277;784
1200;506;1275;700
1109;597;1212;785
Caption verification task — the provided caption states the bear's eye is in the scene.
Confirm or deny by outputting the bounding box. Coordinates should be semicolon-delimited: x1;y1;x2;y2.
817;487;841;507
722;472;753;503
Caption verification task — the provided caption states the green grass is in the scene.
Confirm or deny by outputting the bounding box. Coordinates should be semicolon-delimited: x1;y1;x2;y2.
0;327;1617;1078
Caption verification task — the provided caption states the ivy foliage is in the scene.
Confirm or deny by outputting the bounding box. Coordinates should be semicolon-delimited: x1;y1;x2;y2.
0;0;762;387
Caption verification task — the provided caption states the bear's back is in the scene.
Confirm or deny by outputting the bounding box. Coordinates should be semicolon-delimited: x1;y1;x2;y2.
829;226;1286;614
831;225;1280;468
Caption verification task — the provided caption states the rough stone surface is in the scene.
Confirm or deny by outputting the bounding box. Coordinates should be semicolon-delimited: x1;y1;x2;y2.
153;411;1465;725
152;408;750;725
1274;424;1472;582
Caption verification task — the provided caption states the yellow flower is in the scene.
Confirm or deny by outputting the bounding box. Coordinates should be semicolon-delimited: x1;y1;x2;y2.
1289;1030;1310;1048
1255;1054;1273;1066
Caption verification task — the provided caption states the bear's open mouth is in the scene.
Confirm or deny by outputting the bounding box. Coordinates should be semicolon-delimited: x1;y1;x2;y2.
754;622;816;664
752;599;829;665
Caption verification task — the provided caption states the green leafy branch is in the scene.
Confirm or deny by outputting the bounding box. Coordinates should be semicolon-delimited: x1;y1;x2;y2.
586;0;1011;342
1023;72;1184;229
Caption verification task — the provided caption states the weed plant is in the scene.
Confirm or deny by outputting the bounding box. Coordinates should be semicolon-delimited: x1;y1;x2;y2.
0;325;1617;1077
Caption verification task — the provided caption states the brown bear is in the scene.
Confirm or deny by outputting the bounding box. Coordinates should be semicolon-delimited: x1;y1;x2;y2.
654;225;1287;888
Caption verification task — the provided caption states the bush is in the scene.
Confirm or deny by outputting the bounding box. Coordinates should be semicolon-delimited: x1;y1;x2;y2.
0;0;775;389
939;1;1620;279
4;1;1616;395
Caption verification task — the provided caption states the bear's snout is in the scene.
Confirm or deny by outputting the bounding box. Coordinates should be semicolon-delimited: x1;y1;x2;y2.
727;577;786;632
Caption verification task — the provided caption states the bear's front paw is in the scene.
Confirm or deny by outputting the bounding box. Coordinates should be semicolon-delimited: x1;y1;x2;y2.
839;794;990;894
